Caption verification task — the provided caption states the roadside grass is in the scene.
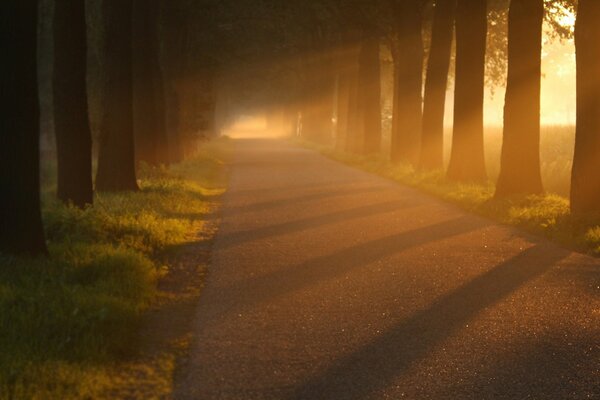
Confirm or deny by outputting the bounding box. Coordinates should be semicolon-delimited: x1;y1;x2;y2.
296;135;600;256
0;138;228;399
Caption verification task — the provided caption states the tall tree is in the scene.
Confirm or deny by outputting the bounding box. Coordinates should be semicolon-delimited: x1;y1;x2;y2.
495;0;544;197
334;45;354;151
357;36;382;154
420;0;456;171
0;1;47;256
390;1;424;165
95;0;138;192
132;0;170;167
446;0;487;182
571;0;600;213
53;0;94;207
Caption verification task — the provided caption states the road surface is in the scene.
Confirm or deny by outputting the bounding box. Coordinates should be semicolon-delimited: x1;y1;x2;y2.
175;139;600;399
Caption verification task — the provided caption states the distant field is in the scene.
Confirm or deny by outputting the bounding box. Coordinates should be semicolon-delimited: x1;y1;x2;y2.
466;125;575;197
381;124;575;197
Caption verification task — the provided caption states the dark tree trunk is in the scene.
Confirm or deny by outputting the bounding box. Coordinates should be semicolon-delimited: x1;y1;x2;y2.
95;0;138;192
343;43;362;154
391;1;424;165
334;46;353;151
495;0;544;197
446;0;487;182
53;0;94;207
358;37;382;155
160;0;186;163
301;49;335;145
132;0;169;167
420;0;456;171
0;2;47;256
571;0;600;213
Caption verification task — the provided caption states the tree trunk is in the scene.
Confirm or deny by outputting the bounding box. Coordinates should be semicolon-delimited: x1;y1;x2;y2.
420;0;456;171
53;0;94;207
301;49;335;145
132;0;169;167
391;2;424;165
334;46;353;151
571;0;600;213
446;0;487;182
344;44;363;154
95;0;138;192
495;0;544;197
358;37;382;155
159;0;186;163
0;2;47;256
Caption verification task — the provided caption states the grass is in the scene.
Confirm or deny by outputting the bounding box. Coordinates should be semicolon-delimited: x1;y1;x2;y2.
296;130;600;256
0;138;228;399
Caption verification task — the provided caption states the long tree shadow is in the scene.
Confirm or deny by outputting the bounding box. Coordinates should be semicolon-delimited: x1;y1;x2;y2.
218;198;420;249
224;184;389;216
204;215;488;325
439;330;600;399
289;244;569;400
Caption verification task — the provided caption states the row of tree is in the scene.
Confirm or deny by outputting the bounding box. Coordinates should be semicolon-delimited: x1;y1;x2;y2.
1;0;599;257
274;0;598;216
0;0;216;256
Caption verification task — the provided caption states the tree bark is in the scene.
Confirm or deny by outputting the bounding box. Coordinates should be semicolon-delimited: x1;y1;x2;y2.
53;0;94;207
334;46;353;151
95;0;138;192
0;2;48;256
132;0;170;167
420;0;456;171
495;0;544;197
358;37;382;155
446;0;487;182
391;1;424;165
343;44;363;154
571;0;600;213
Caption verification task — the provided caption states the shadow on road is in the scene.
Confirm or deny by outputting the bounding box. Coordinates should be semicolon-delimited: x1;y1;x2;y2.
205;215;489;326
224;184;389;216
288;244;569;400
219;198;420;249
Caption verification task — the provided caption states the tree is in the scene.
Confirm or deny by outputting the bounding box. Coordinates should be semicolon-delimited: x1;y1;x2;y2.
390;1;424;165
495;0;544;197
571;0;600;213
0;1;47;256
357;36;382;154
446;0;487;182
420;0;456;171
53;0;94;207
133;0;170;167
95;0;139;192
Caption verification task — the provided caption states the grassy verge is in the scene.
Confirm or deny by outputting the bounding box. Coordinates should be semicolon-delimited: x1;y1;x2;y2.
0;138;229;399
295;138;600;256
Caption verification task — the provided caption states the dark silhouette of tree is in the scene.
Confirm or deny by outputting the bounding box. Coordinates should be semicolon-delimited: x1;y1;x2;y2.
358;36;382;155
390;1;424;165
571;0;600;213
420;0;456;171
0;1;47;256
95;0;139;192
334;44;355;151
446;0;487;182
133;0;170;167
495;0;544;197
53;0;94;207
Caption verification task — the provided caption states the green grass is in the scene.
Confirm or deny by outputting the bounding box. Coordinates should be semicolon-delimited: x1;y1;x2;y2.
297;135;600;256
0;139;228;399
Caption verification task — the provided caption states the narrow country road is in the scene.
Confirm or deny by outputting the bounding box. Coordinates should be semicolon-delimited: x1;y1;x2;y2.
175;139;600;399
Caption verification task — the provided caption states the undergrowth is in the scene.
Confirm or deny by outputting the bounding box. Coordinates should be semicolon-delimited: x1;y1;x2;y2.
298;139;600;256
0;139;228;399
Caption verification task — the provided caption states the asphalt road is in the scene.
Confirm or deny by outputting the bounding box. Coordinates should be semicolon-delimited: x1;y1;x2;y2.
175;138;600;400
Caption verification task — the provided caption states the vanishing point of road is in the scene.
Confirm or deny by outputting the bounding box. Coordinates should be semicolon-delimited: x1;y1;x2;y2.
175;139;600;399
